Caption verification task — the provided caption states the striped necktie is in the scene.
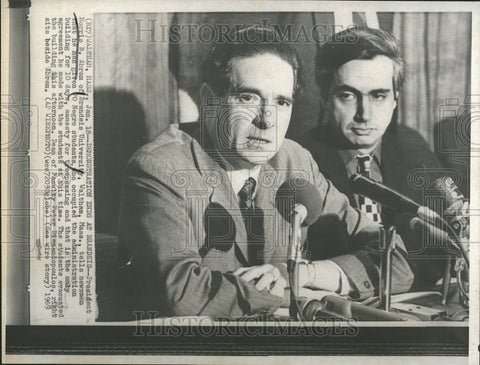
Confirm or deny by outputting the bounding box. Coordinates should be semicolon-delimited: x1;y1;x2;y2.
356;154;382;223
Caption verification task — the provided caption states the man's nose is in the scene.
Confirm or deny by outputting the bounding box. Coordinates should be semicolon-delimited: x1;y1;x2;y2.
252;104;275;130
354;96;372;123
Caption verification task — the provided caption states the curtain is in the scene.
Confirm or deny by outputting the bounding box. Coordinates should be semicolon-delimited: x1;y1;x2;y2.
94;13;178;234
392;12;471;149
94;13;178;139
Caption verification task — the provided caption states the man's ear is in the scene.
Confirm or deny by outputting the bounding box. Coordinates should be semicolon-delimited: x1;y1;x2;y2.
200;83;215;105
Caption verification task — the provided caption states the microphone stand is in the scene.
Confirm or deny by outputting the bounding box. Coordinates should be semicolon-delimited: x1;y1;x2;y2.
288;204;306;320
379;226;396;311
439;219;469;306
417;215;469;307
349;174;469;308
441;258;452;306
287;259;300;319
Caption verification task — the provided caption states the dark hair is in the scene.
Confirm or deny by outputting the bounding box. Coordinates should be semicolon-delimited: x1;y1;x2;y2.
316;26;404;101
202;26;304;96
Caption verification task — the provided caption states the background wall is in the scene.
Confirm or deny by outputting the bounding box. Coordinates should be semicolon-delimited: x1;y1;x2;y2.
94;13;178;234
393;12;471;147
94;12;472;235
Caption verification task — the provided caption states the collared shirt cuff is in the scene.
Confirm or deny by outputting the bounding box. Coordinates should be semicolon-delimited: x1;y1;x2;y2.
324;260;353;295
308;260;353;294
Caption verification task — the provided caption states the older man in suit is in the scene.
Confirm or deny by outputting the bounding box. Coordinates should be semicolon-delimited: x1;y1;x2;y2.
118;26;414;319
298;26;446;291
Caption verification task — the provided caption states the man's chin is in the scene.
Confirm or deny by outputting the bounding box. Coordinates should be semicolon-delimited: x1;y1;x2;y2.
240;152;276;165
346;135;379;150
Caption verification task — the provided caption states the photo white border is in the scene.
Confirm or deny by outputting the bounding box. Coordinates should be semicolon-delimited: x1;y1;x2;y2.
2;0;479;363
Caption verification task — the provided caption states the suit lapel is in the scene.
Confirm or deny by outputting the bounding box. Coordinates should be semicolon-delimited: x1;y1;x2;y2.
382;130;424;205
189;129;250;266
313;127;356;207
382;132;405;193
323;148;355;207
254;164;286;262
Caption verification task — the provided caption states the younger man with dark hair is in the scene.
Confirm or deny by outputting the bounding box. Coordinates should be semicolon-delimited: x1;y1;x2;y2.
299;26;445;290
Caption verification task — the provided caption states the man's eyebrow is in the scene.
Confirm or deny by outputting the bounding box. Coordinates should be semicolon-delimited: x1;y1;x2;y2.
229;86;262;95
277;94;293;103
333;84;392;94
333;84;360;94
230;86;293;103
369;88;392;94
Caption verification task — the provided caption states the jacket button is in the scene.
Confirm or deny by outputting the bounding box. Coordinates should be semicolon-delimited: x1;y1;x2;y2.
364;281;371;288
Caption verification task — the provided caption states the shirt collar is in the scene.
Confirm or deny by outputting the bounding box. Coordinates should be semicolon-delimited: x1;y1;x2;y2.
228;167;262;197
208;138;263;197
337;140;382;167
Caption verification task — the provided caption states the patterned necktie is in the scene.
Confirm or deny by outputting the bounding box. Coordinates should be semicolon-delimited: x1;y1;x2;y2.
356;154;382;223
238;177;256;209
238;177;264;265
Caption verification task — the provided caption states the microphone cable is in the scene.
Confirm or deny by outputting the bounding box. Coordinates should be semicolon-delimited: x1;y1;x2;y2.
432;214;469;303
433;214;469;271
288;270;305;322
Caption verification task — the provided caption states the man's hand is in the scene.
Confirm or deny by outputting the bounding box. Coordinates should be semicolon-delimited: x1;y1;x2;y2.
233;264;286;298
298;260;351;294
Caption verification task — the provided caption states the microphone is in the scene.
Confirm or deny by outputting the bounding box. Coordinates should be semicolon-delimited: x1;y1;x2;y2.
289;204;307;263
297;296;410;321
409;217;455;251
275;178;323;265
349;174;440;224
431;177;469;239
411;177;470;306
410;216;469;306
275;178;323;226
275;178;323;319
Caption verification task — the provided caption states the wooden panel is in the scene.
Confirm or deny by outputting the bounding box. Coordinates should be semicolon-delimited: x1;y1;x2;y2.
94;13;177;234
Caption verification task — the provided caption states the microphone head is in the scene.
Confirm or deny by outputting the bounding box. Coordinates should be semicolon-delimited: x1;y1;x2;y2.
293;204;308;223
431;176;468;238
431;176;465;214
275;177;323;226
349;173;420;215
349;174;378;197
409;217;451;245
409;217;422;232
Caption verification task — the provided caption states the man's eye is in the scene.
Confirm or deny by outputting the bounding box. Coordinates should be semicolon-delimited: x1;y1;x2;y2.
238;94;257;104
372;93;387;101
277;99;291;107
338;92;356;101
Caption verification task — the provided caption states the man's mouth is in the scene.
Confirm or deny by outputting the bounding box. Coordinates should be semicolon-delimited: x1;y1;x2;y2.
351;127;375;136
247;136;271;144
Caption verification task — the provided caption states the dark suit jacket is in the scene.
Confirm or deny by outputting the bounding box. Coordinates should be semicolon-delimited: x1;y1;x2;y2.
298;124;447;290
117;122;414;319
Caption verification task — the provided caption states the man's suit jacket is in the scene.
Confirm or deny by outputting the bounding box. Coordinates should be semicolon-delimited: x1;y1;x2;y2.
298;124;447;290
117;122;414;319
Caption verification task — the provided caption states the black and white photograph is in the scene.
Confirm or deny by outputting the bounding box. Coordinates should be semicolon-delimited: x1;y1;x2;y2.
2;1;479;364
